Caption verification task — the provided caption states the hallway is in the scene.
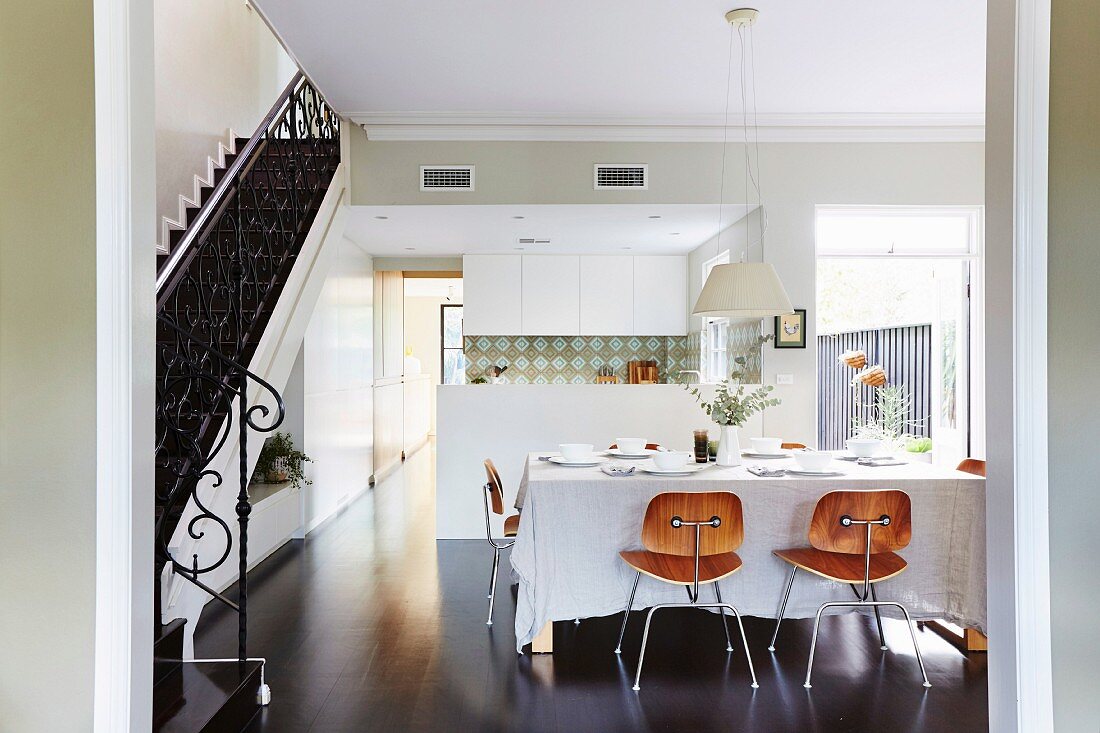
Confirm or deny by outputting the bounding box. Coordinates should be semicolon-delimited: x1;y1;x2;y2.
195;444;988;732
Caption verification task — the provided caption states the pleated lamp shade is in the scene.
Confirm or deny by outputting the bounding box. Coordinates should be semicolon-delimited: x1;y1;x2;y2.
691;262;794;319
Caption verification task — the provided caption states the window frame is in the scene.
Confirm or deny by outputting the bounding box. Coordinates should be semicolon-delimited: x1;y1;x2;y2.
440;303;465;385
815;205;984;259
700;250;731;383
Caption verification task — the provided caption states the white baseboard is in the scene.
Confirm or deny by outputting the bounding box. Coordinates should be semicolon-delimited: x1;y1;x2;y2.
156;129;240;254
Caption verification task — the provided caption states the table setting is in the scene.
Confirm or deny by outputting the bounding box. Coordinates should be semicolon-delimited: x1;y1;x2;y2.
510;434;986;654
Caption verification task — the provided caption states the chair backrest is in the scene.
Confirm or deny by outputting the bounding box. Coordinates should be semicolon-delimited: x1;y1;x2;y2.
641;492;743;556
956;458;986;477
781;442;807;450
483;459;504;515
608;443;662;450
808;490;912;554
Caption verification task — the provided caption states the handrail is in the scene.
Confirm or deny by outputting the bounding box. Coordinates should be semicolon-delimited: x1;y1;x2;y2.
156;71;305;294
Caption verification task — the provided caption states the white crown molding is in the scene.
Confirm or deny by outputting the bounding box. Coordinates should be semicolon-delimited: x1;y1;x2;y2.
350;112;985;143
157;129;240;254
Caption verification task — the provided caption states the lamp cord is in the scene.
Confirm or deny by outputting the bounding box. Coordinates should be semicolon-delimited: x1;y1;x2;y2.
716;22;735;263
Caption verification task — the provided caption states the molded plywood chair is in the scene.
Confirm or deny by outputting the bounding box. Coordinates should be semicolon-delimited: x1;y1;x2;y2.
608;443;662;450
781;442;807;450
615;491;758;690
483;459;520;626
769;490;930;688
956;458;986;477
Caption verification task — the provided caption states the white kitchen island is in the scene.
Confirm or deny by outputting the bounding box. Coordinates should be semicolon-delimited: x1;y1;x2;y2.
435;383;763;539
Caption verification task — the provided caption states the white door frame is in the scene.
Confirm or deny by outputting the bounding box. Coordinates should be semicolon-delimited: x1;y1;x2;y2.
92;0;156;730
986;0;1054;730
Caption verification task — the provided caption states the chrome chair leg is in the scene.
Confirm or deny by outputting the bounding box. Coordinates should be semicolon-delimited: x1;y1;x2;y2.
727;602;760;689
893;602;931;687
769;566;798;651
804;599;931;689
713;583;734;652
614;572;641;654
486;547;501;625
804;602;829;688
631;601;758;691
870;584;887;650
633;605;662;691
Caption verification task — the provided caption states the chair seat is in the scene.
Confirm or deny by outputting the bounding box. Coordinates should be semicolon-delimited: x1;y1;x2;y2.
503;514;520;537
773;546;907;584
619;549;743;584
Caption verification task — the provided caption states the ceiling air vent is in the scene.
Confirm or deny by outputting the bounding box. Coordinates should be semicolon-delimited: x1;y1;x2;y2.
594;164;648;190
420;165;475;191
517;238;551;246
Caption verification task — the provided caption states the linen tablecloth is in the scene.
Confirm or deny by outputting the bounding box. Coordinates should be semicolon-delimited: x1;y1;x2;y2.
510;454;985;652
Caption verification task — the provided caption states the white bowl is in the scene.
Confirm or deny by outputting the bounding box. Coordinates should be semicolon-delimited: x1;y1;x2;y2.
616;438;647;454
846;438;883;458
792;451;834;472
750;437;783;455
652;451;690;470
559;443;594;462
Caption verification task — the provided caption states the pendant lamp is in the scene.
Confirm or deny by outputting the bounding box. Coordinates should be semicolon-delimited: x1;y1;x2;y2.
691;8;793;319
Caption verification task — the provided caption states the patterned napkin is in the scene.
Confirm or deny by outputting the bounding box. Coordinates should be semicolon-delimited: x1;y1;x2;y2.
747;465;786;477
600;464;636;477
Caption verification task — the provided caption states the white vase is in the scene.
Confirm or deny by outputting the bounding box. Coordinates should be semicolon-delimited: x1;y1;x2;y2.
715;425;742;467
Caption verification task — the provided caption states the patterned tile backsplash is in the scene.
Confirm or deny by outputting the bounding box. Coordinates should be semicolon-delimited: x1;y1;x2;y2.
464;335;699;384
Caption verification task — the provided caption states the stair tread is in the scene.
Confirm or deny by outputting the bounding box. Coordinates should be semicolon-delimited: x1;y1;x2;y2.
154;660;262;733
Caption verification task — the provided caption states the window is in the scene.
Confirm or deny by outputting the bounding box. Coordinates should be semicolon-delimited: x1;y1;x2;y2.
441;305;465;385
816;206;981;257
700;250;730;382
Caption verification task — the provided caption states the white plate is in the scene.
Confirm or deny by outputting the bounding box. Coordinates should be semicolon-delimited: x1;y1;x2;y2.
548;456;608;467
785;468;845;477
836;453;892;462
607;448;657;459
741;450;789;459
641;464;708;476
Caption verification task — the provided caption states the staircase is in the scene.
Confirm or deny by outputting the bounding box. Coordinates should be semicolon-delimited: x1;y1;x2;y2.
153;71;340;731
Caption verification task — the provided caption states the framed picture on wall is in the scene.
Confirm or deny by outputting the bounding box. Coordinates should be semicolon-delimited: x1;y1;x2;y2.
774;309;807;349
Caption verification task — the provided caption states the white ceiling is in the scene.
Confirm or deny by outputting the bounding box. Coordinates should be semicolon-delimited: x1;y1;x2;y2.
255;0;985;138
344;204;754;256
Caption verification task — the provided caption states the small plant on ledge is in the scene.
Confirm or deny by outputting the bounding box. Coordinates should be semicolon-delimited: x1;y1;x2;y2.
252;432;312;489
684;334;780;466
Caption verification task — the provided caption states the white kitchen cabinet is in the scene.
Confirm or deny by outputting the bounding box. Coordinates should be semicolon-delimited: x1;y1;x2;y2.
579;256;633;335
521;255;580;335
633;256;688;335
462;255;522;334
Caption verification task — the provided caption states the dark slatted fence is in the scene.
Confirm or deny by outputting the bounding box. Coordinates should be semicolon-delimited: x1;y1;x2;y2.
817;324;933;450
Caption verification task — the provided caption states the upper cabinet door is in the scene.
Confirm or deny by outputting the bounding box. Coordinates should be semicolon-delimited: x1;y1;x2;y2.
462;255;522;335
633;256;688;335
522;255;580;335
579;256;633;335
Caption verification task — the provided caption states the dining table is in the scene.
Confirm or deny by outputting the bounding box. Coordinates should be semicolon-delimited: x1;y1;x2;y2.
510;451;986;654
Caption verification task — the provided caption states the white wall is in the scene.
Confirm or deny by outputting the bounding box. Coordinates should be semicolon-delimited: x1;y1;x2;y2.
685;143;984;446
302;238;375;532
1048;1;1100;728
154;0;297;230
0;2;100;727
436;384;761;539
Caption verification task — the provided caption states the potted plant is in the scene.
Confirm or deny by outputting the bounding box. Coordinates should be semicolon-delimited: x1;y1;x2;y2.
686;336;780;467
252;432;313;489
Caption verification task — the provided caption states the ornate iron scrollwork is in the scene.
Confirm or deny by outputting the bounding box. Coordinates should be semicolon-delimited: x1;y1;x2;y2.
154;74;339;661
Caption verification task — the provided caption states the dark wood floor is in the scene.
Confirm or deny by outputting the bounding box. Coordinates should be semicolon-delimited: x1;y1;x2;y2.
196;444;988;733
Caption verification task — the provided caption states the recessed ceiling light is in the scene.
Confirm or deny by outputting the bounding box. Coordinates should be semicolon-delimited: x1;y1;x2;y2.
512;215;525;219
404;247;416;251
648;215;662;219
670;232;681;236
374;215;389;220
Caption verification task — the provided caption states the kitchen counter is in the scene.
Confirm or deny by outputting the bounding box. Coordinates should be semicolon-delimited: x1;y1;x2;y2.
435;383;764;539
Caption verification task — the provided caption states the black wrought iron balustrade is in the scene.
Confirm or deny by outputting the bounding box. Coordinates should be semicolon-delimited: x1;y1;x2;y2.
154;71;340;662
